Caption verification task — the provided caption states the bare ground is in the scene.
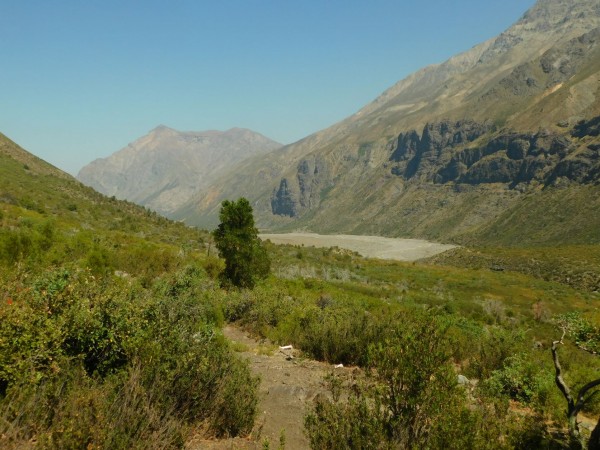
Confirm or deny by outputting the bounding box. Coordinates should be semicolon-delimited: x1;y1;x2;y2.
260;233;457;261
187;325;354;450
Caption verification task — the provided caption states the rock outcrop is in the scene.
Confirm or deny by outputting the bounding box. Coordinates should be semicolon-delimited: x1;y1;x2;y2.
271;178;298;217
271;156;332;217
388;118;600;187
388;120;494;180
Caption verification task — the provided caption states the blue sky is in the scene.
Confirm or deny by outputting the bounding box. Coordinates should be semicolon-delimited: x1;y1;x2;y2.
1;0;535;175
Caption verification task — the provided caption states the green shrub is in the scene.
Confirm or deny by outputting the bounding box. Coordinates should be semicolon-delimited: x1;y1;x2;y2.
304;310;541;449
85;246;114;277
466;326;527;379
0;265;258;446
305;380;386;450
483;353;554;405
278;303;387;365
203;255;225;280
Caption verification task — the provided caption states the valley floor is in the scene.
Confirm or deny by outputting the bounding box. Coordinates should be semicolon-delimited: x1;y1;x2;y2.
259;233;457;261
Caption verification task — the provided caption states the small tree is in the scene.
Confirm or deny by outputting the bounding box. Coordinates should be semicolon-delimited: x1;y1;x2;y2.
552;313;600;450
212;198;270;288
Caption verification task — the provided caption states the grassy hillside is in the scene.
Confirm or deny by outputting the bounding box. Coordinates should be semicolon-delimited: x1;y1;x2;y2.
427;244;600;293
0;133;213;279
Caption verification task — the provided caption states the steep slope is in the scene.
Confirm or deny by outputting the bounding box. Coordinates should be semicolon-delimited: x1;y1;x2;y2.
77;126;281;216
0;131;206;259
176;0;600;245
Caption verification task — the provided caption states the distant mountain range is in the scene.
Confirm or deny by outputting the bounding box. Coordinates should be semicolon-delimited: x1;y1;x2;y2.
170;0;600;246
77;126;281;215
79;0;600;246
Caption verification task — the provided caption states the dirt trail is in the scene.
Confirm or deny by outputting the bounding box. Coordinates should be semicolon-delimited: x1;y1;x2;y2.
188;325;351;449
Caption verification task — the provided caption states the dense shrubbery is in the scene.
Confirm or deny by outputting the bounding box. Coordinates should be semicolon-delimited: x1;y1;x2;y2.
304;311;547;449
0;266;258;448
0;150;259;448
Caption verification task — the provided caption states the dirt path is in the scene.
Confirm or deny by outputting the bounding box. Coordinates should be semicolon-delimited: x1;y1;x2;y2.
188;325;352;449
260;233;457;261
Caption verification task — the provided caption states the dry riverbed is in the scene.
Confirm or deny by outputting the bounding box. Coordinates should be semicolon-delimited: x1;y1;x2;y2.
260;233;457;261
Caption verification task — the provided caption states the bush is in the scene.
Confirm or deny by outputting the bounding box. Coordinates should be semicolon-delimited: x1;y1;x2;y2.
483;353;555;405
305;310;550;449
85;245;114;277
0;266;258;446
277;303;387;365
305;379;386;450
466;326;527;380
203;255;225;280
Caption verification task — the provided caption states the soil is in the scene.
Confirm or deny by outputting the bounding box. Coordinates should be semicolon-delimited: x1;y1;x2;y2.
186;325;354;449
260;233;457;261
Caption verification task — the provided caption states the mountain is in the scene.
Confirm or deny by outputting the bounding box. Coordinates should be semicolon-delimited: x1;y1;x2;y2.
77;126;281;216
175;0;600;246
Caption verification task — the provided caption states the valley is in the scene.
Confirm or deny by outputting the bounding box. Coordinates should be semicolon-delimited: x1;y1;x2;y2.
3;0;600;448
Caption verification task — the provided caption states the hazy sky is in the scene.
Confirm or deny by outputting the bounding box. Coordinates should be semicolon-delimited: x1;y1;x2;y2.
1;0;536;175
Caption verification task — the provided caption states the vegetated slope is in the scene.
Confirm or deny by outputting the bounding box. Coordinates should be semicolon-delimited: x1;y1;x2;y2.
77;126;281;216
0;133;261;448
6;133;600;448
176;0;600;246
0;131;207;256
217;242;600;448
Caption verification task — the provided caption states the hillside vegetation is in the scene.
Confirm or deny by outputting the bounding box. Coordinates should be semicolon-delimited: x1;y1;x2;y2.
2;135;600;447
0;134;258;448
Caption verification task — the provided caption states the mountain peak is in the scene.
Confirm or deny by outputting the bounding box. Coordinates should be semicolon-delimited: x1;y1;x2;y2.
520;0;600;27
151;125;177;134
78;127;282;215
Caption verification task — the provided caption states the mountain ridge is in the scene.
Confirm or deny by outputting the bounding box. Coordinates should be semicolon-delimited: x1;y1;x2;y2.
77;126;282;215
174;0;600;245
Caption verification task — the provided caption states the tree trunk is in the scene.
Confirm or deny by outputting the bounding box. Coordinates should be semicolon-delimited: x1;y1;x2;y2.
552;337;600;450
568;410;584;450
589;417;600;450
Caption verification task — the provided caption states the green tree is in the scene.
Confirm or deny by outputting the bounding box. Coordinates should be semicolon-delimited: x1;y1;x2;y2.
213;198;270;288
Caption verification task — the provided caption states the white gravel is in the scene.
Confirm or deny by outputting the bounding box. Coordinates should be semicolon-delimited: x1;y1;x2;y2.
260;232;457;261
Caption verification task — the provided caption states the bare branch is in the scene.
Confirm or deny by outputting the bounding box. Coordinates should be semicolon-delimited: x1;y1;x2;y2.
575;378;600;412
552;338;574;407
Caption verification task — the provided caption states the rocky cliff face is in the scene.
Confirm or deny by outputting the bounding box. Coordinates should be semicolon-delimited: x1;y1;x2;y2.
271;156;332;217
78;127;281;216
387;118;600;186
388;120;495;180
